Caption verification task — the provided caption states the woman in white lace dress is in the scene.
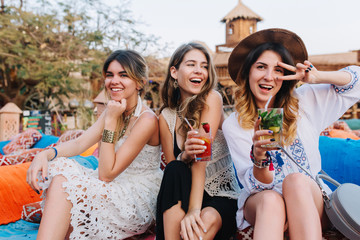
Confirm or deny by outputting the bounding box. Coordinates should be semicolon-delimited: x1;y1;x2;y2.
156;42;241;240
27;50;162;240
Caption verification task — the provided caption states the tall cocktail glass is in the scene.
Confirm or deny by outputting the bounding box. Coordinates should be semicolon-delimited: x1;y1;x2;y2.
258;108;283;148
194;123;212;162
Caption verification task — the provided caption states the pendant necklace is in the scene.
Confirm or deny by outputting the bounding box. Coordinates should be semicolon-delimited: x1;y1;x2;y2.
118;104;137;140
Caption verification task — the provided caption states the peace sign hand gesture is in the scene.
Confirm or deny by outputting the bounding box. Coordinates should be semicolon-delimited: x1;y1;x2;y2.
277;60;320;84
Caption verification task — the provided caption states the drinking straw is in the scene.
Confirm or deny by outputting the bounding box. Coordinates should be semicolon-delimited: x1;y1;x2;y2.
184;117;194;130
264;95;273;111
184;117;197;160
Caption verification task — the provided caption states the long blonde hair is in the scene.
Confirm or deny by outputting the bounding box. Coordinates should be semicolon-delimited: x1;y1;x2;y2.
102;50;148;138
160;42;217;139
234;43;299;145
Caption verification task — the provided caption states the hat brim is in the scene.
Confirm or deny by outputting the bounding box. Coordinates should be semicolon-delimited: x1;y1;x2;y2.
228;28;308;84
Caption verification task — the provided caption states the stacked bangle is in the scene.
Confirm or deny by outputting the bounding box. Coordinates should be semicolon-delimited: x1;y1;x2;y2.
176;151;193;164
102;129;115;143
250;145;272;169
176;151;184;161
50;147;58;161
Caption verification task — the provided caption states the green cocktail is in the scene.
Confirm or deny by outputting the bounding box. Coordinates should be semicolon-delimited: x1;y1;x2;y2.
258;108;283;147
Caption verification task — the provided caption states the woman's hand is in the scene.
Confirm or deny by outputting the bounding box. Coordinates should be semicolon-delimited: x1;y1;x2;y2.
26;151;49;194
105;99;127;124
277;60;319;84
253;117;278;160
182;130;207;163
180;208;206;240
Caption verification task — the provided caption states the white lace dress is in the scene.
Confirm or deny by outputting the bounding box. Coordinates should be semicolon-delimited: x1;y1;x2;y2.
39;137;162;239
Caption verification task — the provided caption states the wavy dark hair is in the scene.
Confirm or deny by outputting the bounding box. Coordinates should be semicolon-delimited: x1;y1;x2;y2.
234;42;299;145
160;42;217;138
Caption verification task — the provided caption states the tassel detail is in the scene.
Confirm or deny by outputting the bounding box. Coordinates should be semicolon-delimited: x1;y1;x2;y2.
269;159;274;171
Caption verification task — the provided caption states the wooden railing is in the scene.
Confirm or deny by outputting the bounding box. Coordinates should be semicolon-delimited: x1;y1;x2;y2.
341;102;360;119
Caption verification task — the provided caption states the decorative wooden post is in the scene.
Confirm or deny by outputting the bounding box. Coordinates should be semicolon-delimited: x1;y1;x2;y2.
0;103;23;141
93;89;107;119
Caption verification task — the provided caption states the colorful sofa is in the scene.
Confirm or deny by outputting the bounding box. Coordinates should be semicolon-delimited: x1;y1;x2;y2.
0;120;359;239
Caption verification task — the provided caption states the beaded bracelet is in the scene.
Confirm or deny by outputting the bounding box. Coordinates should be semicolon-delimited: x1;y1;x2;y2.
250;145;273;170
50;147;58;161
102;129;115;144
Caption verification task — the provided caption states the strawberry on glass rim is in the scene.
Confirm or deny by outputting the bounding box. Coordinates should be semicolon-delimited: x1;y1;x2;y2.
202;122;210;133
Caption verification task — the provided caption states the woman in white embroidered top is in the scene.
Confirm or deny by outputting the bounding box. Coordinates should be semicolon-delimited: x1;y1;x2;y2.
27;50;162;239
156;42;241;240
222;28;360;239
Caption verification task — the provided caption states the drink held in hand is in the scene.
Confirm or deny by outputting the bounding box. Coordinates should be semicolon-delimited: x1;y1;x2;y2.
194;122;212;162
258;108;283;147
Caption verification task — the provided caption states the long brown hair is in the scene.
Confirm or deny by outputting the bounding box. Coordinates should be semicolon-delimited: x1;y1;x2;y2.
234;42;299;145
160;42;217;138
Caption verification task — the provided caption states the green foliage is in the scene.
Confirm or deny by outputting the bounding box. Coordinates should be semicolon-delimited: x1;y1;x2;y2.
0;0;162;111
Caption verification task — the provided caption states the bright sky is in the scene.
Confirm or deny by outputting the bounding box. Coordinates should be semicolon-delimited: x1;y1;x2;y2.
129;0;360;57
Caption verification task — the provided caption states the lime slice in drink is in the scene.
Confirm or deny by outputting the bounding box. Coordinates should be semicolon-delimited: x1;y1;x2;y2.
269;126;280;133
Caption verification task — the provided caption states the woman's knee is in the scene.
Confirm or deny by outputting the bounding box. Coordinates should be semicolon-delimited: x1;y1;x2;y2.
257;190;284;210
245;191;285;225
201;207;222;228
48;175;67;191
282;173;311;196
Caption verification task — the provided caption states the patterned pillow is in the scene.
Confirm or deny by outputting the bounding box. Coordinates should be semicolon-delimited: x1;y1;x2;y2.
21;201;42;223
57;130;84;144
2;129;42;155
0;148;44;166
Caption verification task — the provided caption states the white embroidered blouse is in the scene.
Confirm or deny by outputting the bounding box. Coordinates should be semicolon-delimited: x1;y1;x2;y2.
223;66;360;230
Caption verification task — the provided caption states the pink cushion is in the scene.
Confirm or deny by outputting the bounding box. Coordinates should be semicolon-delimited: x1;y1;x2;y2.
3;129;42;155
0;148;43;166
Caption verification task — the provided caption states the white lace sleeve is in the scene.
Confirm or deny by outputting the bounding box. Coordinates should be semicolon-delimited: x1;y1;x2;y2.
161;108;177;141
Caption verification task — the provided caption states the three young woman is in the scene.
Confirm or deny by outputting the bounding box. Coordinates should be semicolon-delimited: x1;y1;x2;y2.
27;29;359;240
156;42;241;240
27;50;163;240
223;28;360;239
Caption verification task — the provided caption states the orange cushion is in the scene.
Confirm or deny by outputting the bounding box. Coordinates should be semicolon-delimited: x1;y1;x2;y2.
328;129;360;140
3;129;42;155
0;162;42;224
80;143;98;157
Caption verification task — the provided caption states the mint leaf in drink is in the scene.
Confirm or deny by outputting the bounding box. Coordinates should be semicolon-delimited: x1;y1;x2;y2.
259;109;282;130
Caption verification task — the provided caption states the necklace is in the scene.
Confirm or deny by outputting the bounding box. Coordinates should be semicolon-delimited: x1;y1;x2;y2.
118;111;135;140
117;103;137;140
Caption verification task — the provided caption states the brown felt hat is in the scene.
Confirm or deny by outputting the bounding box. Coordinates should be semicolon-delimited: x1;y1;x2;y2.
228;28;308;85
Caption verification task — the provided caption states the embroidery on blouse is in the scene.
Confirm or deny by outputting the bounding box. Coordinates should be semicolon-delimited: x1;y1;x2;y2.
289;138;311;175
248;170;274;191
333;66;358;94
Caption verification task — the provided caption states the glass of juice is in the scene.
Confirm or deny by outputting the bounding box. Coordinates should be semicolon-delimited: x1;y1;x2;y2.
194;123;212;162
258;108;283;148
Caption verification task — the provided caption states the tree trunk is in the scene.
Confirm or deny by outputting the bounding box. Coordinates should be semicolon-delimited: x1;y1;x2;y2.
0;0;4;14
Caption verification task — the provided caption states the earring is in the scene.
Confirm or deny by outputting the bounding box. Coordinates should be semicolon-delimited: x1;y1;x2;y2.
174;79;178;89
